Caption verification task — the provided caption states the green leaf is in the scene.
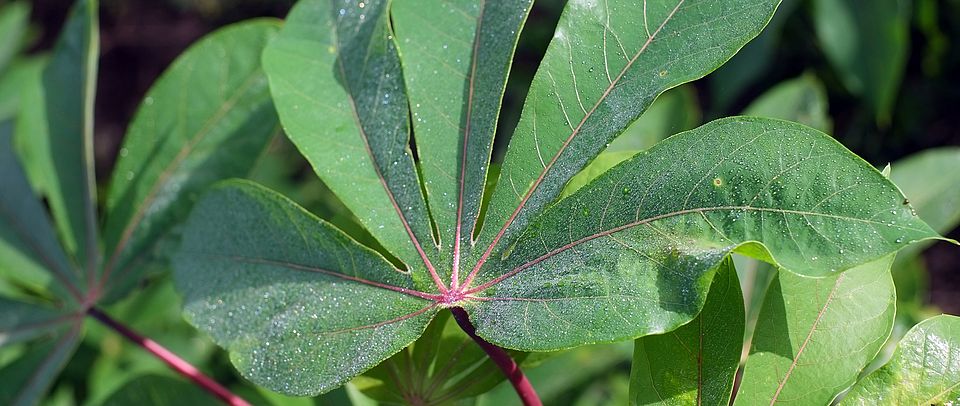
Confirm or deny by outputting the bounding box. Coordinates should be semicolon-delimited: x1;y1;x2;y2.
469;0;782;284
0;1;29;73
100;20;280;300
0;326;81;406
841;314;960;404
0;56;45;121
813;0;909;122
99;374;220;406
465;117;938;351
562;85;701;198
13;0;99;273
263;0;443;291
0;123;83;303
743;73;832;133
0;298;75;347
889;147;960;241
735;255;895;404
630;259;743;406
172;180;437;396
392;0;534;288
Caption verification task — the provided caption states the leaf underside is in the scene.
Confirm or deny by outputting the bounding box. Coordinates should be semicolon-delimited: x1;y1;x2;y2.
174;0;943;397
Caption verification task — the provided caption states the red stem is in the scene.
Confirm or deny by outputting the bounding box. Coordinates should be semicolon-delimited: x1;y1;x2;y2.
450;307;542;406
87;307;251;406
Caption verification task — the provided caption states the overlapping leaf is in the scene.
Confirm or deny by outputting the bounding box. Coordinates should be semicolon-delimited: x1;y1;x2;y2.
100;19;280;300
630;259;743;406
841;314;960;404
735;255;895;404
173;181;437;396
468;0;782;283
466;118;937;350
263;0;442;289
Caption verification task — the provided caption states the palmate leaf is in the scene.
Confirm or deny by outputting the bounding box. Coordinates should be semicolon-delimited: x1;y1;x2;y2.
630;259;743;406
735;255;896;404
176;0;945;398
841;314;960;404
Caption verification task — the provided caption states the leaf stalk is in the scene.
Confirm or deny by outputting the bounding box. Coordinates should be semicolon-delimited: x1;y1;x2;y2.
86;307;251;406
450;307;542;406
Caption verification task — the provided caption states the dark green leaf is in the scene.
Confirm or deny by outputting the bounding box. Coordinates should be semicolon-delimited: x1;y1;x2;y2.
263;0;443;291
173;180;437;396
465;117;938;351
392;0;533;288
100;20;280;300
630;259;743;406
0;298;75;347
468;0;781;286
735;255;895;404
841;314;960;404
13;0;99;273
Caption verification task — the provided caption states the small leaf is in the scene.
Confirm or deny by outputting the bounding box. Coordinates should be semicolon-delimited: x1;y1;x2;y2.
0;298;75;347
630;258;743;406
743;73;832;133
0;56;45;121
466;117;938;351
13;0;99;273
0;123;83;303
173;180;438;396
263;0;442;290
735;255;895;404
100;19;281;301
841;314;960;404
392;0;534;285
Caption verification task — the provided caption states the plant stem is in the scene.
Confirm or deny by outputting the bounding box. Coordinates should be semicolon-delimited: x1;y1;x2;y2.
450;307;542;406
87;307;251;406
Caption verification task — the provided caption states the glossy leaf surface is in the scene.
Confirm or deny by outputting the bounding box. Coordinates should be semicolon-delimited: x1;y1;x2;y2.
173;181;437;396
466;118;936;351
101;20;280;298
735;255;895;404
630;260;743;406
842;315;960;405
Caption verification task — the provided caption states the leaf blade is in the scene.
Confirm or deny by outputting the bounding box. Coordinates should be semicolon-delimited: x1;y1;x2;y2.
172;180;438;396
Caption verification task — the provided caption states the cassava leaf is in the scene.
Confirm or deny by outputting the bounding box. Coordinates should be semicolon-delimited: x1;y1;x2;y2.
13;0;99;273
467;0;782;288
464;117;938;351
100;20;280;300
173;180;438;396
0;123;83;304
263;0;443;291
630;258;743;406
743;73;832;133
841;314;960;405
0;56;45;122
734;255;896;404
0;325;81;406
392;0;534;288
100;375;220;406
